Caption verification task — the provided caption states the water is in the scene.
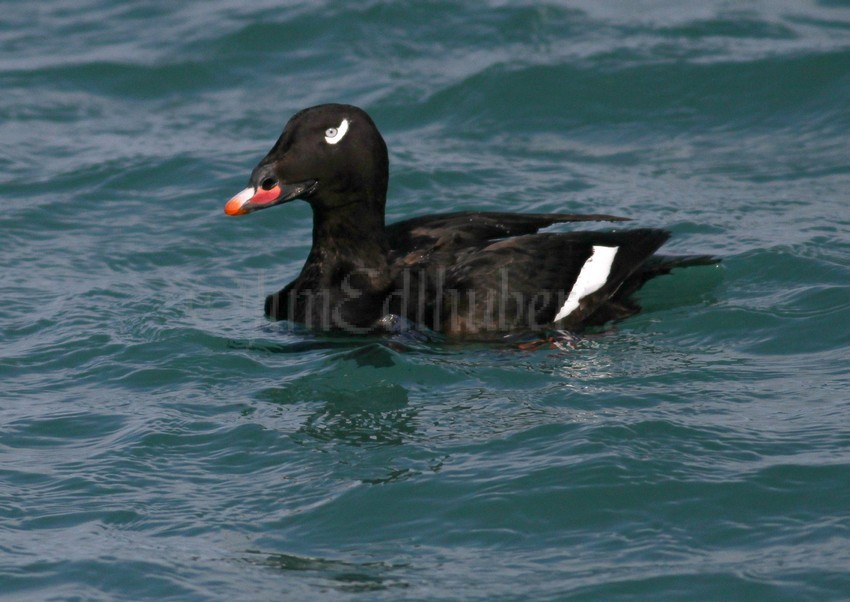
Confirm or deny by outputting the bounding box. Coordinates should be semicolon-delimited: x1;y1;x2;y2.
2;1;850;599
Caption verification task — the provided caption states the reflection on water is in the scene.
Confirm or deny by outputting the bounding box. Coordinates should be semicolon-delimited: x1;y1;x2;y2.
294;383;415;447
243;550;411;594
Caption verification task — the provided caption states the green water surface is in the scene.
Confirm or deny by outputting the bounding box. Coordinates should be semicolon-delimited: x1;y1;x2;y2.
2;1;850;599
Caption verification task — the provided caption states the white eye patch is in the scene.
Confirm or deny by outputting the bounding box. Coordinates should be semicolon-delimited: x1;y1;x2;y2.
324;119;350;144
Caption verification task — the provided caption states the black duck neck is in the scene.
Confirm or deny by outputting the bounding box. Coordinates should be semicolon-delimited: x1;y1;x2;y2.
303;200;390;280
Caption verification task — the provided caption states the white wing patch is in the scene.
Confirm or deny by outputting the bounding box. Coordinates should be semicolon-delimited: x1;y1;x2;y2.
553;245;619;322
324;118;350;144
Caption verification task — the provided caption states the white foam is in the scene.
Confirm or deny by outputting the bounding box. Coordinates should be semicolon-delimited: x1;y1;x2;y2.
553;245;619;322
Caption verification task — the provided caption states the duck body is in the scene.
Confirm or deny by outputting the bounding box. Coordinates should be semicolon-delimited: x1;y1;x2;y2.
225;104;717;338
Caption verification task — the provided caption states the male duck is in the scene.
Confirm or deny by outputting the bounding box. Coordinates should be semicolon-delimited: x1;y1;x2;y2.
225;104;716;337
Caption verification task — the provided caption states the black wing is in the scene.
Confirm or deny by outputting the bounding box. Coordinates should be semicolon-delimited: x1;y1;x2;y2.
386;211;630;256
421;229;671;336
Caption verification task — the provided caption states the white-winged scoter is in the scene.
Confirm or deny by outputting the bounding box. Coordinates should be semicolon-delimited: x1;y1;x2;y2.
224;103;717;338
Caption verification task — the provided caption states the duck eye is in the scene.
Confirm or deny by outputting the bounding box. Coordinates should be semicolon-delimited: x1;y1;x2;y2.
260;177;277;191
324;118;350;145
